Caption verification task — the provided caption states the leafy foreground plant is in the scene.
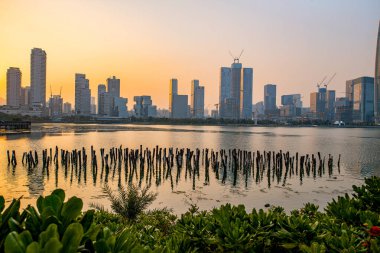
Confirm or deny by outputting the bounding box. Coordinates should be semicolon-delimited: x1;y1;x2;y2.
91;184;158;221
0;177;380;252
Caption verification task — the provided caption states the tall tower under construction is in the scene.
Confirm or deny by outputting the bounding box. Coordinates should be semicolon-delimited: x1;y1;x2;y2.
375;20;380;123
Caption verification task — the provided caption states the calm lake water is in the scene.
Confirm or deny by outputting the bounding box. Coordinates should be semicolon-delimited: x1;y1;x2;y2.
0;123;379;214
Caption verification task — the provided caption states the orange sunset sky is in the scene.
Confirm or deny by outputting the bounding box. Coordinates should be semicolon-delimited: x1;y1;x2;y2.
0;0;379;109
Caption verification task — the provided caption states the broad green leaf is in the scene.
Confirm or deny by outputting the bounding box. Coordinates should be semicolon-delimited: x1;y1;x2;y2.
80;209;94;232
61;223;84;253
37;196;44;214
61;197;83;225
42;238;62;253
26;242;41;253
39;223;59;248
51;189;65;203
4;231;32;253
43;195;62;216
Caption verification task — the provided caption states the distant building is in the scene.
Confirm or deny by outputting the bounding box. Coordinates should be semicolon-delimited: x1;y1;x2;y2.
190;80;205;118
346;76;374;123
157;109;170;118
241;68;253;119
253;101;264;116
30;48;47;108
63;102;72;114
98;78;128;118
91;96;96;114
280;94;302;118
219;61;253;119
169;79;188;118
335;97;351;123
309;87;335;121
375;20;380;123
134;96;157;117
97;84;107;115
6;67;21;107
219;67;231;118
107;76;120;98
326;90;336;121
75;73;91;115
20;86;30;106
264;84;277;116
113;97;128;118
48;95;63;117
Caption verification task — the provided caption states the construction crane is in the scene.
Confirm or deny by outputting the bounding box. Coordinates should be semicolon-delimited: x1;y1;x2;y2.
317;76;327;89
324;73;336;89
229;50;244;63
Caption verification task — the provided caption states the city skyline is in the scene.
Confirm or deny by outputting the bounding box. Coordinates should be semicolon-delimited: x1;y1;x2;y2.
0;1;379;109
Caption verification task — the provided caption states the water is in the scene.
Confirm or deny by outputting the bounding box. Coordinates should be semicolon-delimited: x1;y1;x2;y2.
0;123;379;214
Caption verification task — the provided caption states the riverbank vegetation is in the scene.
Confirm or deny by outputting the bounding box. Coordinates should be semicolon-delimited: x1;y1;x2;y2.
1;177;380;252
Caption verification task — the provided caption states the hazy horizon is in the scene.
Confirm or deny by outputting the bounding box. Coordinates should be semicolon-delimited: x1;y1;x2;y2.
1;0;379;109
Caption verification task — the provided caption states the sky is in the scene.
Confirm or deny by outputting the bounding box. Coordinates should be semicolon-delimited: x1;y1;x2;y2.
0;0;379;110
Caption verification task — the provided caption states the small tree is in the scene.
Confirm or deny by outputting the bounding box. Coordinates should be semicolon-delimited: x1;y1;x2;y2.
92;184;158;221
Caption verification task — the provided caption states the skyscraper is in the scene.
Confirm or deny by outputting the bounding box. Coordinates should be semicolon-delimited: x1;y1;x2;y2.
347;77;374;123
240;68;253;119
375;20;380;123
20;86;30;106
134;96;157;118
169;78;178;116
264;84;277;115
107;76;120;98
6;67;21;107
219;60;253;119
230;62;242;118
30;48;46;107
48;95;63;117
169;79;188;118
219;67;231;118
97;84;107;115
191;80;205;118
75;73;91;115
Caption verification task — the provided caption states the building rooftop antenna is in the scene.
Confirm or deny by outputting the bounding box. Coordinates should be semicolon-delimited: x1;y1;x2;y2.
229;49;244;63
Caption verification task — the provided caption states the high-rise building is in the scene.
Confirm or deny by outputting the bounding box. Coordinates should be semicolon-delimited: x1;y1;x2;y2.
326;90;336;121
30;48;46;108
169;79;188;118
63;102;72;114
346;77;374;123
113;97;128;117
20;86;31;106
97;84;107;115
230;62;242;118
281;94;302;107
240;68;253;119
134;96;157;118
375;21;380;123
6;67;21;107
264;84;277;115
169;78;178;115
91;97;96;114
75;73;91;115
190;80;205;118
335;97;351;123
219;61;253;119
219;67;231;118
107;76;120;98
48;95;63;117
310;88;327;120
